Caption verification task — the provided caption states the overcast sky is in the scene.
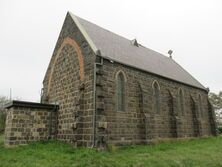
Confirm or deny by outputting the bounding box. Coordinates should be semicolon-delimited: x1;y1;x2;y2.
0;0;221;102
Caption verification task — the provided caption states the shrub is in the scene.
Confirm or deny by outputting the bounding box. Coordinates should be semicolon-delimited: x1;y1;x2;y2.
218;127;222;134
0;110;6;134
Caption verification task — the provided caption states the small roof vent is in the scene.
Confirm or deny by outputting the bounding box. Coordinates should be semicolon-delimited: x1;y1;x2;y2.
168;50;173;58
131;39;139;47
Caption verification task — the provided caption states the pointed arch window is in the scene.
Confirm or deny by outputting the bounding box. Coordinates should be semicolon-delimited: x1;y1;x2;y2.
153;81;160;113
178;89;184;114
116;71;126;111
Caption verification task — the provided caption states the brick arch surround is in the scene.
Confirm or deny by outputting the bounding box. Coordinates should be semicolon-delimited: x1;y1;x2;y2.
46;37;85;144
47;37;85;95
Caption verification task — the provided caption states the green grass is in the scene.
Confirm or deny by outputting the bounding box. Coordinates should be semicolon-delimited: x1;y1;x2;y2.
0;136;222;167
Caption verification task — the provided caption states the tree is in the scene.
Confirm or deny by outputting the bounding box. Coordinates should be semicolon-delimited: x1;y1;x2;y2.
209;91;222;110
0;96;9;134
0;96;9;110
209;91;222;130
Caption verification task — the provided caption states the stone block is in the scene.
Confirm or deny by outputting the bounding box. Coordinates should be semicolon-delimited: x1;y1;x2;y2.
98;122;108;129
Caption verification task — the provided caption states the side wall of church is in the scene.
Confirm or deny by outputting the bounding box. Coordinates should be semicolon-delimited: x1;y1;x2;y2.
42;13;95;147
96;59;216;146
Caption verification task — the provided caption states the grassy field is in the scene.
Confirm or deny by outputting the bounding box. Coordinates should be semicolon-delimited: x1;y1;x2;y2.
0;135;222;167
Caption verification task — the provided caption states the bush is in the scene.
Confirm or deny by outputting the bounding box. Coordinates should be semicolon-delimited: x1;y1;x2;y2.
218;127;222;134
0;111;6;134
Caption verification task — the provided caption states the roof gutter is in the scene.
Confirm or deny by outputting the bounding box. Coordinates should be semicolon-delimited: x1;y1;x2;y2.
99;56;208;92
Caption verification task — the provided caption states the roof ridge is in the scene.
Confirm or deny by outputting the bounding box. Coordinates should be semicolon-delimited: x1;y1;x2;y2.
75;15;133;43
75;14;173;60
68;11;206;90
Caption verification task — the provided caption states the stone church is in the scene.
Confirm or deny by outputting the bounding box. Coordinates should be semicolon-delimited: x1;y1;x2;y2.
4;12;217;147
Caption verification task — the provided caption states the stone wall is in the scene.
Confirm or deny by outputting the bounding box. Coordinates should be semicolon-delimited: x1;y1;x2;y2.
37;12;217;147
3;12;217;147
42;13;95;147
95;59;217;146
4;101;58;145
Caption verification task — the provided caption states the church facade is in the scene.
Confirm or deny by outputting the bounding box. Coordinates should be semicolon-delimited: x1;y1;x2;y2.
41;12;217;146
4;12;217;147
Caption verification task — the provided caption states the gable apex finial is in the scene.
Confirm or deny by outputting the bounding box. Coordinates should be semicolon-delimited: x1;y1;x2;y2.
131;39;139;47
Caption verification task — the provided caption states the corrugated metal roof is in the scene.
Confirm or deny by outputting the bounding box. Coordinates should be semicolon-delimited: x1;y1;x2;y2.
70;12;206;90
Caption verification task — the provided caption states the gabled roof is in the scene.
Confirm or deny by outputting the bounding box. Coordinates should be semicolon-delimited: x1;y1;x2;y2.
69;12;206;90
